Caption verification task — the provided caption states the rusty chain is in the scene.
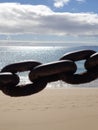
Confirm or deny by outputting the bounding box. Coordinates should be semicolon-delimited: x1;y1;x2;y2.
0;49;98;97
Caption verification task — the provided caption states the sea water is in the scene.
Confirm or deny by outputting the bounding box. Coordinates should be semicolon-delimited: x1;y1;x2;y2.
0;45;98;88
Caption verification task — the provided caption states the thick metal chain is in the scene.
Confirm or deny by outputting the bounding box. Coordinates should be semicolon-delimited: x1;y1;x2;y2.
0;49;98;97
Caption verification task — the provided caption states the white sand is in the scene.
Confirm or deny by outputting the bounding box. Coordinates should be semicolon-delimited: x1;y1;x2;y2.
0;88;98;130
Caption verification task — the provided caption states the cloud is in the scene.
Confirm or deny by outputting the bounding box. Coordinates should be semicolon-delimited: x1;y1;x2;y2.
0;3;98;37
53;0;70;8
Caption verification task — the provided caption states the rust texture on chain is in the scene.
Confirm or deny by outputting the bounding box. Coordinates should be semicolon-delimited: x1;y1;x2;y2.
0;49;98;97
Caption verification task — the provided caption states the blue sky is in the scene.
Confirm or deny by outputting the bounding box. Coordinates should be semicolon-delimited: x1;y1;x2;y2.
0;0;98;46
0;0;98;13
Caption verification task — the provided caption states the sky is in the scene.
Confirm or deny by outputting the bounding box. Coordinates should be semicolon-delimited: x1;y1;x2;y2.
0;0;98;46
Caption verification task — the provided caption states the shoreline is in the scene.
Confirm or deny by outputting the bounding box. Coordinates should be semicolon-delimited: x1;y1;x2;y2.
0;88;98;130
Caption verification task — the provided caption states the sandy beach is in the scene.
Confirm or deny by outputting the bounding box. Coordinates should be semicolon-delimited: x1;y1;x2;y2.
0;88;98;130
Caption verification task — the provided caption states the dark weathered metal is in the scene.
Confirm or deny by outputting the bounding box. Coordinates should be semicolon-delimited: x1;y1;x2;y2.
60;50;98;84
60;68;98;84
29;60;76;82
1;61;41;73
0;49;98;97
2;79;47;97
0;72;19;89
60;50;96;61
85;52;98;70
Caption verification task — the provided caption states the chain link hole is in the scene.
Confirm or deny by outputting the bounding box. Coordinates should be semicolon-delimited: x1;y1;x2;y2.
17;71;32;85
75;60;86;73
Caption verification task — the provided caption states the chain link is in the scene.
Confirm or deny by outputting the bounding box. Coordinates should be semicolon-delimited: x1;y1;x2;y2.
0;49;98;97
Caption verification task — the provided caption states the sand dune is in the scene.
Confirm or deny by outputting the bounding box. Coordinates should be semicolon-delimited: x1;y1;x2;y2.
0;88;98;130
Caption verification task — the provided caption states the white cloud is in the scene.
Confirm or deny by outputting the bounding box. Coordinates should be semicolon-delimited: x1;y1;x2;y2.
0;3;98;37
54;0;70;8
